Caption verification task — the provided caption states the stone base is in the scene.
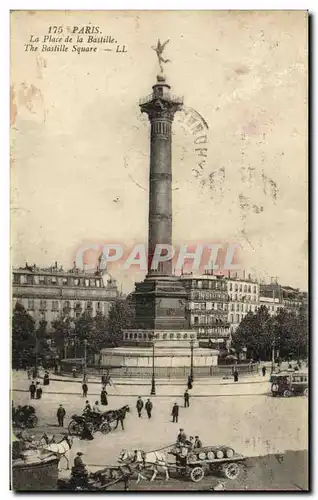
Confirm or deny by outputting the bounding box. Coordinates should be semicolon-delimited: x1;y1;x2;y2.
134;275;189;330
100;343;219;378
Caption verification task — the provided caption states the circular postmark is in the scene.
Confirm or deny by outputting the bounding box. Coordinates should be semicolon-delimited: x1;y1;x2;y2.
123;104;209;192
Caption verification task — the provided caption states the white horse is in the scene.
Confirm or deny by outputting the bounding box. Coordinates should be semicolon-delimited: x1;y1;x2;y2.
42;434;73;470
118;449;169;482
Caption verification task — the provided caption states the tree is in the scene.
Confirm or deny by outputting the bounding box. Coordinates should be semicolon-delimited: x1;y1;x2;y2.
232;306;274;360
232;304;308;362
107;298;135;347
51;315;74;357
36;319;49;357
12;302;36;368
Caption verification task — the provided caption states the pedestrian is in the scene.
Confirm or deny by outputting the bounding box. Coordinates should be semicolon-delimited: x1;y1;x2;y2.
29;380;36;399
27;368;32;380
101;387;108;406
35;382;43;399
145;399;153;419
171;402;179;423
136;396;143;418
72;366;77;378
32;367;37;380
187;375;193;390
262;366;266;377
43;371;50;386
57;404;66;427
233;369;239;383
184;389;190;408
194;435;202;448
101;374;106;386
82;382;88;398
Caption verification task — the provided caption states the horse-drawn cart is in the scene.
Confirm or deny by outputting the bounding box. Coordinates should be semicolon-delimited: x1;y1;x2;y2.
68;411;116;436
168;445;246;483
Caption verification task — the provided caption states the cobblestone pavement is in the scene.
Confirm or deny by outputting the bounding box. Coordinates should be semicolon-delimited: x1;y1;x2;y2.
12;385;307;457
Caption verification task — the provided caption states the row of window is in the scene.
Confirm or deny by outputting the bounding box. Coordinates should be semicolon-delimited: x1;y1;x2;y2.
192;316;226;325
190;291;227;301
27;299;104;311
230;303;257;312
228;283;258;293
14;274;103;288
228;293;257;302
191;302;227;311
190;280;226;290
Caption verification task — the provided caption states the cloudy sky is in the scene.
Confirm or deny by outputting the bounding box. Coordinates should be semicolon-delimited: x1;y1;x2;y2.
11;10;308;293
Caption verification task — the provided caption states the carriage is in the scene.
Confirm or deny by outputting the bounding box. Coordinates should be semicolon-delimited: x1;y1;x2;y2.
270;372;308;398
168;444;246;483
12;405;38;429
68;408;124;436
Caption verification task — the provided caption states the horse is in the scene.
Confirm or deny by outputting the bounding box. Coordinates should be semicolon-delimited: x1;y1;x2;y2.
42;434;73;470
118;449;169;482
113;405;130;430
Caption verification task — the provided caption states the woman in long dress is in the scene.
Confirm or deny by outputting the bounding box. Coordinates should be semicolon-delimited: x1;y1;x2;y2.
100;387;108;406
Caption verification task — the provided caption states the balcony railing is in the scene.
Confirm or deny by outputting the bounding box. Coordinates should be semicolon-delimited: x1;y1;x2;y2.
139;92;184;107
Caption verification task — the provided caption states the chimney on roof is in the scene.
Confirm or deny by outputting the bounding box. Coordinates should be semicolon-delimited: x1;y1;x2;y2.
243;270;245;279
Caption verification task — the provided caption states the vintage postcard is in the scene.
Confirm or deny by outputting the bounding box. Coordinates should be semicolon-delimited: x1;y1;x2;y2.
10;10;308;491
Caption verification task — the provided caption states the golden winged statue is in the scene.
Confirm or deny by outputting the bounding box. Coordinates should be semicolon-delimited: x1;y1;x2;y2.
152;39;171;73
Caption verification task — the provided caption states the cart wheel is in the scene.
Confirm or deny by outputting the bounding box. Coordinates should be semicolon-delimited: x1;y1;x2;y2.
190;466;205;482
100;422;111;434
222;462;240;480
68;420;83;436
303;388;308;397
283;390;292;397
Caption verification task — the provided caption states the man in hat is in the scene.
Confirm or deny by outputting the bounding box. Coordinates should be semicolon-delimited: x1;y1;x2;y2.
177;428;187;444
136;396;143;418
57;404;66;427
29;380;36;399
171;402;179;423
145;399;153;419
83;400;91;414
184;389;190;408
194;436;202;449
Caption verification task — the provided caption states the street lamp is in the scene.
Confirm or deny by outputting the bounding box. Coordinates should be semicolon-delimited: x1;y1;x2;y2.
190;339;194;383
150;336;156;395
83;339;88;380
271;341;275;374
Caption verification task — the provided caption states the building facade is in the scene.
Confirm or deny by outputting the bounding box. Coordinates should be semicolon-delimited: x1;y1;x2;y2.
226;277;259;332
12;263;120;331
180;272;230;348
259;283;305;316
